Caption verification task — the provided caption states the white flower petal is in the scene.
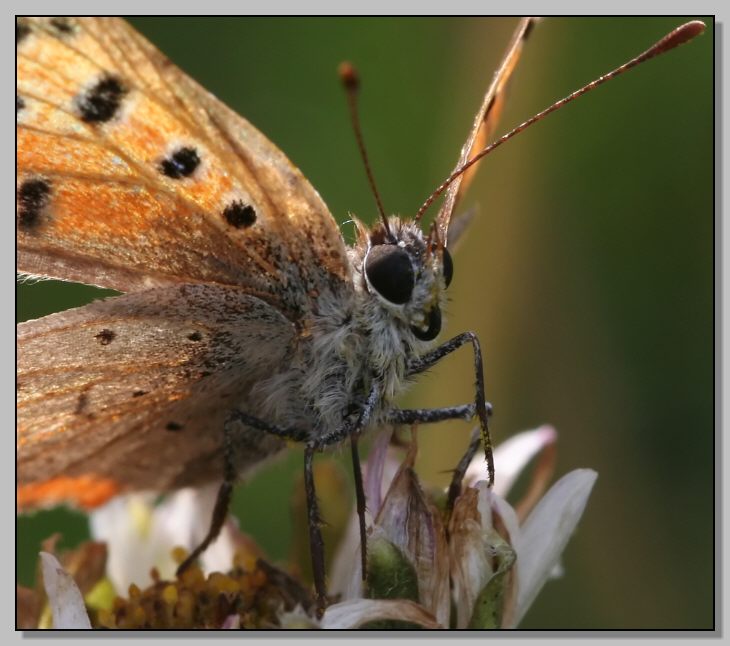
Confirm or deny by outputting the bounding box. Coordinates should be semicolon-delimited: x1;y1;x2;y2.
550;560;565;579
465;425;557;497
89;494;164;591
90;483;233;592
40;552;91;629
199;523;238;574
512;468;598;627
159;485;236;574
328;514;364;600
320;598;442;629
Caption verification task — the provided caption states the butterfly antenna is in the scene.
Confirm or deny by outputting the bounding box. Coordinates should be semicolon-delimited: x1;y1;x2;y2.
339;62;392;238
414;20;705;223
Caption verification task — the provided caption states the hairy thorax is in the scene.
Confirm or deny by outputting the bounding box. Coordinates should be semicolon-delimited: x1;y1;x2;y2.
249;217;450;444
248;289;411;443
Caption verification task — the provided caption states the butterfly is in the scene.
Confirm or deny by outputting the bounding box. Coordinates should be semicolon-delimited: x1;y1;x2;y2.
16;15;506;607
16;17;705;614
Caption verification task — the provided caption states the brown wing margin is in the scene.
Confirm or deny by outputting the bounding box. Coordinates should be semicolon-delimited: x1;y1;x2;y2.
436;17;538;246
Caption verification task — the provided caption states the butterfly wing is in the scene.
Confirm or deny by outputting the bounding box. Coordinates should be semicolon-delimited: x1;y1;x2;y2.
435;17;538;246
17;284;295;510
17;17;350;318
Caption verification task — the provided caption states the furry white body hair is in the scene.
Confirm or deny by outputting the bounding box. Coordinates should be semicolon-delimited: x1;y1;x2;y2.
251;218;448;443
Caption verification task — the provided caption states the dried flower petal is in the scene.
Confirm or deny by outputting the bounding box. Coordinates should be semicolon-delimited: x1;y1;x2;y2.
449;485;518;629
375;455;450;625
57;541;108;596
17;585;42;629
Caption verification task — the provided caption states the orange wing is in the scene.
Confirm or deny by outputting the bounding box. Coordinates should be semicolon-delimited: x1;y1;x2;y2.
17;17;350;319
436;17;538;246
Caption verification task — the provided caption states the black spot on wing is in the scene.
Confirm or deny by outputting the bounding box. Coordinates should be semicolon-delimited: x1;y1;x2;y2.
160;146;201;179
132;390;148;398
165;421;183;432
17;178;51;229
75;74;128;124
16;19;31;45
95;329;116;345
222;201;256;228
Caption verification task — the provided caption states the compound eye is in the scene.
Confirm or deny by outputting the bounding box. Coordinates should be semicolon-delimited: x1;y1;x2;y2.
442;247;454;288
364;244;415;304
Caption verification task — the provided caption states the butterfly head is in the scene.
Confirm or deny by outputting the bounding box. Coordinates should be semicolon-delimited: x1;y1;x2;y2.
355;217;453;342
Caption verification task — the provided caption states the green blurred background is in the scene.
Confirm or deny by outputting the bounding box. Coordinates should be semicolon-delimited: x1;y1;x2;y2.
17;17;713;629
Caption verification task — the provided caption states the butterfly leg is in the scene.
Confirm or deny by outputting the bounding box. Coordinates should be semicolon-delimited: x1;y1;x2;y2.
402;331;494;486
176;408;309;577
307;384;380;616
445;427;482;517
220;385;378;618
176;414;239;577
350;433;368;583
303;442;327;617
223;410;310;442
188;410;329;612
316;383;380;594
302;432;374;618
388;404;477;423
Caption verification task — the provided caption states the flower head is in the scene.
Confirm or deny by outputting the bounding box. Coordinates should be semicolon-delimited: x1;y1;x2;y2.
328;424;597;628
22;424;596;629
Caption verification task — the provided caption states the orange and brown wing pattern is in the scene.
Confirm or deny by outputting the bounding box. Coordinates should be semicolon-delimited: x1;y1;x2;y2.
17;17;350;317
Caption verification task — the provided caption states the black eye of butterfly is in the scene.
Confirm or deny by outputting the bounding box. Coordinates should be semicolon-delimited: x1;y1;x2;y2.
364;244;415;305
442;247;454;288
